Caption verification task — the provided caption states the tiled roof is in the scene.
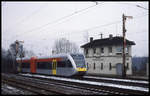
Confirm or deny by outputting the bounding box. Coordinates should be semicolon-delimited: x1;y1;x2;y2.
81;36;135;48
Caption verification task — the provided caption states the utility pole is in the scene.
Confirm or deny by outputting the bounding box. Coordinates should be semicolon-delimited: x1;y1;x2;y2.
15;40;24;73
20;44;23;72
15;40;19;73
122;14;133;78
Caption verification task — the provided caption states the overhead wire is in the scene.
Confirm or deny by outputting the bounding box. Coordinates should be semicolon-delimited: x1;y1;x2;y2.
136;5;148;10
13;2;148;43
15;2;148;38
14;2;148;56
27;12;148;41
5;3;48;32
115;2;149;10
79;12;148;40
16;3;49;25
15;2;104;38
84;21;121;31
82;13;148;32
127;31;148;35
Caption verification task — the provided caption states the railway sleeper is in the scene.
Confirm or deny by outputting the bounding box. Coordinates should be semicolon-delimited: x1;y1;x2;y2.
2;78;60;95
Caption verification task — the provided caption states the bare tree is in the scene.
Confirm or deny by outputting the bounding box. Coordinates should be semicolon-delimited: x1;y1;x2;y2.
2;48;13;73
52;38;79;54
24;49;35;57
8;41;25;73
9;42;25;58
2;48;7;58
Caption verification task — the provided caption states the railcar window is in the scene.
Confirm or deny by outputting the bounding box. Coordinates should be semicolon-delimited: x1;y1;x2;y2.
57;61;65;67
49;62;52;69
71;54;86;68
22;62;30;68
66;60;72;67
37;62;52;69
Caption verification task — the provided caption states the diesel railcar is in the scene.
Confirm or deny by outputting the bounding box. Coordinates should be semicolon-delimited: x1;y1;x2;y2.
16;53;87;76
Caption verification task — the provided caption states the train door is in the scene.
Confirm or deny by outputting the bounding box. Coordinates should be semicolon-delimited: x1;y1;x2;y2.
30;57;36;73
52;59;57;75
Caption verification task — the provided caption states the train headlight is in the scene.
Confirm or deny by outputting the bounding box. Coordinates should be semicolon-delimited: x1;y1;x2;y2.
77;68;87;71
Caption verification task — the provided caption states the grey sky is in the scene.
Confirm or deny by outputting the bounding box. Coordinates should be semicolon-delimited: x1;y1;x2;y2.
2;1;149;57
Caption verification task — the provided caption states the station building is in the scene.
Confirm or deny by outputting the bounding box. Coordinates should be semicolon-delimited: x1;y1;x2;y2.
81;35;135;76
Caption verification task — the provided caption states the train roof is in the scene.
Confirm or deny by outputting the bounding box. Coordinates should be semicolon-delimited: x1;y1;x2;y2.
38;53;70;59
37;53;84;59
16;57;31;60
16;53;83;60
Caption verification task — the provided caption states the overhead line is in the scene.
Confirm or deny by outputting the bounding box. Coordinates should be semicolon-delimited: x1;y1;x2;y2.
85;21;121;31
15;3;148;39
15;2;104;38
136;5;149;10
115;3;149;10
79;13;148;39
127;31;148;35
17;4;49;24
6;3;48;33
82;13;148;32
16;13;148;39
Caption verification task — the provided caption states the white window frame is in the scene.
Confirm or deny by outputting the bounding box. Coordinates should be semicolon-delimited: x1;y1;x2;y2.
116;46;128;53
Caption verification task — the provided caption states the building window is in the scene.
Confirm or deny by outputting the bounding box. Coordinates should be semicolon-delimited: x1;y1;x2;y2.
93;48;96;54
126;63;129;70
109;47;112;53
126;47;129;55
101;48;104;53
86;49;88;55
93;63;96;70
101;63;103;70
116;47;128;54
87;63;89;69
109;63;112;70
116;47;122;53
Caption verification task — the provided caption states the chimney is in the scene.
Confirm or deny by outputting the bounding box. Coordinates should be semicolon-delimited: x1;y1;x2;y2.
109;34;113;39
90;37;93;42
99;33;103;39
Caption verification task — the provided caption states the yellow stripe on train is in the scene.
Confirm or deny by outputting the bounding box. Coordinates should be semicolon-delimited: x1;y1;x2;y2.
76;68;87;71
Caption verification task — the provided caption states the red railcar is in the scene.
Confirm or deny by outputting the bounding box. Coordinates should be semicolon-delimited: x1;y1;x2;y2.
17;53;87;76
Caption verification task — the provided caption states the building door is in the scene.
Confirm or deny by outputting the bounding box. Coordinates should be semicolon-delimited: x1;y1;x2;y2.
52;59;57;75
116;63;122;76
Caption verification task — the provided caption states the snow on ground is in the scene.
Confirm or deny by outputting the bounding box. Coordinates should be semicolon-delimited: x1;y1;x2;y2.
21;73;149;92
1;83;35;95
84;76;149;84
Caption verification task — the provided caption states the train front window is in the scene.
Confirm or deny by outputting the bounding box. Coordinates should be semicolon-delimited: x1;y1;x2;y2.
71;54;86;68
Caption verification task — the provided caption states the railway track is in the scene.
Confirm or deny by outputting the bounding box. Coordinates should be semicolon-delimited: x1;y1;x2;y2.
19;73;149;95
2;73;109;95
21;73;148;88
50;74;149;88
1;83;36;95
80;76;149;88
2;74;59;95
2;73;149;95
